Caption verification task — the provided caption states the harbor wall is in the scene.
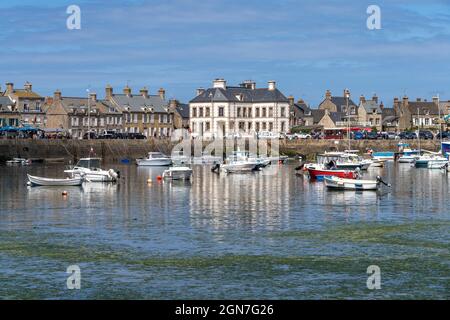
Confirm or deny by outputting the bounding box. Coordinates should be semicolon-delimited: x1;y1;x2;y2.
0;139;442;163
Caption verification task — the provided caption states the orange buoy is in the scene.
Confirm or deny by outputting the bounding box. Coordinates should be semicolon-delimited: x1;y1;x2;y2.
156;175;163;181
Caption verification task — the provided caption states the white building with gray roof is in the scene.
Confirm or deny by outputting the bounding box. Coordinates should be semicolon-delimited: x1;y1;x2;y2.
189;79;290;137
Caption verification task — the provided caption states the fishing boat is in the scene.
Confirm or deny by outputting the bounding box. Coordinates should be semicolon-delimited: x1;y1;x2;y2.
64;158;119;182
414;153;447;168
398;144;421;163
318;152;371;170
305;163;358;180
27;174;83;186
162;166;193;180
324;176;390;191
136;152;172;166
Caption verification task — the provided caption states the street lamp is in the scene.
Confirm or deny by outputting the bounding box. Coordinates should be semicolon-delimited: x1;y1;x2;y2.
87;88;91;140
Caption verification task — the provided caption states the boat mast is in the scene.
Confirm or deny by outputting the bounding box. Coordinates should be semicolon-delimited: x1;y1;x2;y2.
346;90;350;151
438;94;443;153
417;107;421;152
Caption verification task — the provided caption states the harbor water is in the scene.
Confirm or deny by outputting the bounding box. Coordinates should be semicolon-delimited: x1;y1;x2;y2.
0;162;449;299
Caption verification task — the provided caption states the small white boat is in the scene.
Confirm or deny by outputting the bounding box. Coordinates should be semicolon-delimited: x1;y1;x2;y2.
171;151;191;165
162;166;193;180
369;159;385;168
192;152;223;165
324;176;389;191
427;158;449;169
136;152;172;166
215;151;259;173
28;174;83;186
372;152;395;161
65;158;119;182
6;158;31;166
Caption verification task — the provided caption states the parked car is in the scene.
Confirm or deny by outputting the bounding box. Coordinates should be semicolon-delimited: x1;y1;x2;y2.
398;131;417;139
353;131;365;140
419;130;434;140
366;132;379;140
258;131;280;139
83;132;97;139
436;131;450;139
295;133;312;139
128;133;147;139
386;132;397;140
285;133;298;140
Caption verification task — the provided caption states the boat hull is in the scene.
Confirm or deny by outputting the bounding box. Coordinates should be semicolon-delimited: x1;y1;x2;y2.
324;176;379;190
307;167;357;180
427;160;449;169
162;168;193;180
28;174;83;186
221;162;258;173
136;158;172;166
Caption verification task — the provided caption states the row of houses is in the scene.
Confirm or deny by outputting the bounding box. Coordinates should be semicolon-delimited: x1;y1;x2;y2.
0;82;189;138
1;79;450;138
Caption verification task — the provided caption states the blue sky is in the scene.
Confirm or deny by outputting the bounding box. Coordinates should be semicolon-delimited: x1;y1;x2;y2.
1;0;450;106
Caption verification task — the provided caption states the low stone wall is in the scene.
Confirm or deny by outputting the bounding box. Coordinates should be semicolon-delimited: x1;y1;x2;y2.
0;138;442;163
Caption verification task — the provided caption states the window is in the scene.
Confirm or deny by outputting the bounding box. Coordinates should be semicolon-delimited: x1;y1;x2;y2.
281;122;285;132
269;122;273;131
248;109;252;118
205;122;210;131
262;108;267;117
425;118;429;126
269;107;273;117
237;107;241;117
206;107;210;117
36;102;41;112
280;107;285;117
376;118;380;125
256;122;260;132
256;108;260;117
199;108;203;117
192;108;197;118
23;103;29;112
219;107;224;117
134;114;138;123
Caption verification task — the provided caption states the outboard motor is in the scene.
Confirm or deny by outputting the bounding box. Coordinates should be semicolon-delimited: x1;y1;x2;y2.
376;176;391;187
108;169;119;181
211;163;220;173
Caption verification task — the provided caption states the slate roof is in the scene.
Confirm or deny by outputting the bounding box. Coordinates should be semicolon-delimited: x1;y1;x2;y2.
111;94;169;113
382;108;396;117
310;109;325;124
329;111;345;124
330;96;357;112
190;87;289;103
176;103;189;119
406;101;440;115
361;100;382;114
293;102;311;115
59;97;108;114
0;96;14;109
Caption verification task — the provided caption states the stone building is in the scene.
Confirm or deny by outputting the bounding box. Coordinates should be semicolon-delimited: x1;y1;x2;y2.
105;85;174;138
2;82;47;128
289;96;315;128
45;90;122;139
169;99;190;130
395;96;441;130
189;79;290;137
358;94;383;131
0;94;19;127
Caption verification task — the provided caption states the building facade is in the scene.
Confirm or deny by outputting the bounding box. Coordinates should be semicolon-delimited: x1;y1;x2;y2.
189;79;290;137
358;94;383;131
395;96;441;130
105;85;174;138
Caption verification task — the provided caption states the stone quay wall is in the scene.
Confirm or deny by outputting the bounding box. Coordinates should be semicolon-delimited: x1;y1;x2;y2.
0;138;442;163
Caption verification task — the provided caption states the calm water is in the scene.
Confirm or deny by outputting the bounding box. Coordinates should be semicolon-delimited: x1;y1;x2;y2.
0;162;449;299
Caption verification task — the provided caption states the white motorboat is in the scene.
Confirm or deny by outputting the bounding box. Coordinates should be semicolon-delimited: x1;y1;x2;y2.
6;158;31;166
369;159;385;168
171;151;191;165
398;147;421;163
136;152;172;166
162;166;193;180
318;152;371;170
372;152;395;161
248;154;271;167
324;176;390;191
28;174;83;186
427;157;449;169
64;158;119;182
215;151;259;173
192;152;223;164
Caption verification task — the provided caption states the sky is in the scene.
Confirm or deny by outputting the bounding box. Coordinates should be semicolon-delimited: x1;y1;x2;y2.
1;0;450;107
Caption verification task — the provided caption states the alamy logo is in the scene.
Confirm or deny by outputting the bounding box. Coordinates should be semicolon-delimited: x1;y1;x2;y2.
66;265;81;289
366;265;381;290
66;5;81;30
366;5;381;30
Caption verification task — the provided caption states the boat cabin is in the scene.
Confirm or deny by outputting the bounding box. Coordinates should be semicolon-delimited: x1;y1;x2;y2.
75;158;102;169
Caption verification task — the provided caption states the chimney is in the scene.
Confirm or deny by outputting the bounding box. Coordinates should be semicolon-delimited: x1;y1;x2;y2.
140;87;149;98
45;96;54;105
89;92;97;102
344;89;350;98
372;94;378;104
268;80;276;91
241;80;256;90
169;99;178;111
213;78;226;89
24;81;32;91
54;89;62;101
123;85;132;96
380;101;384;109
297;98;305;104
359;94;366;104
196;88;205;96
288;95;294;106
325;90;332;100
402;95;409;106
105;84;113;99
393;97;399;106
432;96;439;105
5;82;14;94
158;88;166;100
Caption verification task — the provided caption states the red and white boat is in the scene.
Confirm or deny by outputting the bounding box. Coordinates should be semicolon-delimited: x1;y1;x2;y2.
304;163;358;180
